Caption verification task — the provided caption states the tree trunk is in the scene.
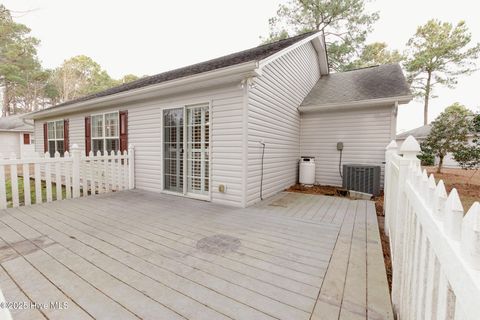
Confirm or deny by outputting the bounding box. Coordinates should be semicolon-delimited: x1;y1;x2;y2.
437;155;444;173
423;71;432;125
1;84;8;117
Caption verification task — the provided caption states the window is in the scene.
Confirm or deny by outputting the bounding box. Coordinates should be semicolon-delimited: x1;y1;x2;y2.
47;120;65;157
23;133;31;145
91;112;119;155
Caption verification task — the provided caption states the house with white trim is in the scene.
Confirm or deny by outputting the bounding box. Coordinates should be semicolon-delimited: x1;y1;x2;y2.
0;116;35;159
25;32;412;207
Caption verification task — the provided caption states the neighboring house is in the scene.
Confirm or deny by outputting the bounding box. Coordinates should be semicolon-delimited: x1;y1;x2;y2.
0;116;35;159
25;32;412;207
396;124;471;168
396;124;431;146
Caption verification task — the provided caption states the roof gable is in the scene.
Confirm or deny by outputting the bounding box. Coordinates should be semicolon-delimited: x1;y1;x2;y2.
0;116;33;132
396;124;432;140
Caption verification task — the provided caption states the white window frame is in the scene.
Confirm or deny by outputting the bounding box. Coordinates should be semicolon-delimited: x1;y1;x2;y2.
90;111;120;155
46;119;65;156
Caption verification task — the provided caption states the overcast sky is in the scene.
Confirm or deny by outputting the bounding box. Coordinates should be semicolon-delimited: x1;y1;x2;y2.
3;0;480;132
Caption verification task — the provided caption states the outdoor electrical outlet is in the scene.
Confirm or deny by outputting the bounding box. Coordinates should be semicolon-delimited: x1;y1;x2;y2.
337;142;344;151
218;184;226;193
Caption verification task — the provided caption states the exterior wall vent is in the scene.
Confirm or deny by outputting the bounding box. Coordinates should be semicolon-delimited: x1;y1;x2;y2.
342;164;381;196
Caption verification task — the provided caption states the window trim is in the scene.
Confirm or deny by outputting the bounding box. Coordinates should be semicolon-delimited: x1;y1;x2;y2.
46;119;65;156
90;111;120;155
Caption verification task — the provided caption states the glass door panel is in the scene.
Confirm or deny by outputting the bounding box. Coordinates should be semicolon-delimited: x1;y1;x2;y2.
187;105;209;196
163;108;184;193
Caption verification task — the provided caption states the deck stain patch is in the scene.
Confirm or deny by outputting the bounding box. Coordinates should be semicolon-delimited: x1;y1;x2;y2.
196;234;241;255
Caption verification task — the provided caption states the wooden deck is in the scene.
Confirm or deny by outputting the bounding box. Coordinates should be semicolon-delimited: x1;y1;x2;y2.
0;190;392;320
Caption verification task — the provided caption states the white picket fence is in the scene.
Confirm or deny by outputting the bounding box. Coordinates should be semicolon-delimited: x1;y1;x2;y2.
0;144;135;209
384;136;480;320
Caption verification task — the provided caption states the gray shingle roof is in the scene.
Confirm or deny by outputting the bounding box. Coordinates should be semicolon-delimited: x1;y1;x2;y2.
301;64;411;107
396;124;431;140
47;31;317;111
0;116;33;132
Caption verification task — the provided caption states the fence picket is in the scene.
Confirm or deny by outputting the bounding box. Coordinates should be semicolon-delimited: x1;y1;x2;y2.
427;174;436;206
34;162;41;204
444;189;463;241
462;203;480;270
415;233;429;320
109;151;116;191
23;163;31;206
104;152;111;192
10;155;19;208
434;180;447;220
123;150;128;191
89;151;95;195
64;151;71;199
116;151;123;190
54;151;62;201
96;151;104;194
0;165;6;209
45;153;52;202
424;247;438;319
385;135;480;320
82;161;88;197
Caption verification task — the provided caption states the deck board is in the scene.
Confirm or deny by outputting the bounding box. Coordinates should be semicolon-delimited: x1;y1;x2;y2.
0;191;393;320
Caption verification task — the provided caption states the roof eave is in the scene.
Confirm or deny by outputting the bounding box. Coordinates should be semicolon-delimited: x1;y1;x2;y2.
0;128;34;132
298;95;413;113
26;60;259;120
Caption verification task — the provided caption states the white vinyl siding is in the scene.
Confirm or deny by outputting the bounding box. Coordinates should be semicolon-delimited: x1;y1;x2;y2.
246;42;321;206
34;121;44;154
33;85;244;207
0;132;21;158
300;105;395;187
69;115;85;153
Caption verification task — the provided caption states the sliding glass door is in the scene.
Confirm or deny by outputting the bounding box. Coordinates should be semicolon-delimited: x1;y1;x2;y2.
163;108;184;193
163;104;210;198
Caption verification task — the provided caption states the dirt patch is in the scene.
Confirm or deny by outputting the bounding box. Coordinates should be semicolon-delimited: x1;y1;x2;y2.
286;184;349;197
373;192;392;292
425;166;480;210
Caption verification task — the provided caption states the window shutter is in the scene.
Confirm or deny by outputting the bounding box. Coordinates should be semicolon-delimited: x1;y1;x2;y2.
43;122;48;153
119;111;128;152
64;119;70;152
85;116;91;155
23;133;30;145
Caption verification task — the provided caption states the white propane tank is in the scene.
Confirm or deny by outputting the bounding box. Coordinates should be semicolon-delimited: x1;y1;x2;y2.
299;157;315;185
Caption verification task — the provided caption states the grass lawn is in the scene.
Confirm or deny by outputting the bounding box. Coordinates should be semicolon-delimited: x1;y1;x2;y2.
425;166;480;210
5;177;66;207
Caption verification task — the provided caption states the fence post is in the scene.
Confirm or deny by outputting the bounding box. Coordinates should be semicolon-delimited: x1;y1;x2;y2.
391;135;421;314
384;140;398;236
128;144;135;190
72;144;81;198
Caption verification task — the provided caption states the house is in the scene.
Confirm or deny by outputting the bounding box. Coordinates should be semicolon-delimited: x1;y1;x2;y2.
396;124;469;168
0;116;35;159
396;124;431;146
25;32;411;207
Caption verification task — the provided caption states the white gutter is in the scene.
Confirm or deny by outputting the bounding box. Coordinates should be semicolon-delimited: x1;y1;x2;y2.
0;129;34;132
298;95;413;113
26;61;259;119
